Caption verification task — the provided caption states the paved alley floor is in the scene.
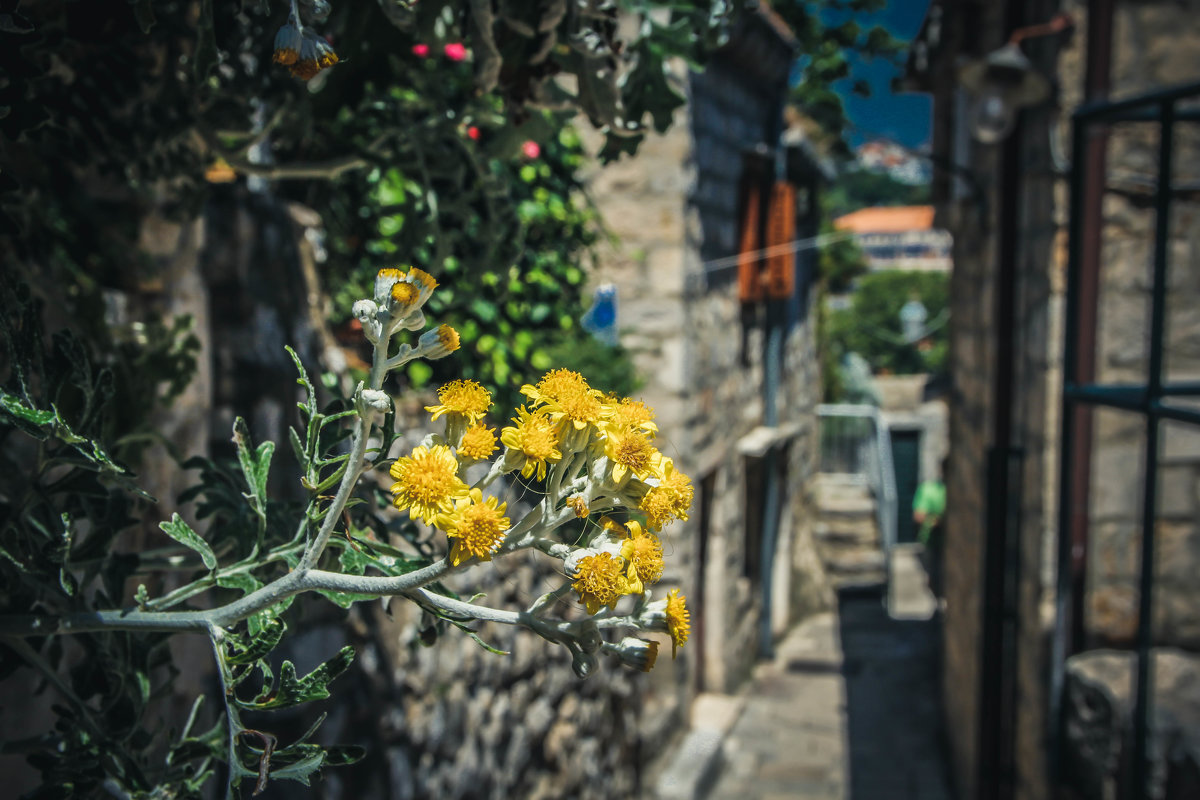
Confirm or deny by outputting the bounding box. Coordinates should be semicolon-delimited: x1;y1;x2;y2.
706;562;954;799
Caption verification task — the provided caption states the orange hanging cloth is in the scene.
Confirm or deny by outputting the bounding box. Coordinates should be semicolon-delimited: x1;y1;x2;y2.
737;184;763;303
764;180;796;300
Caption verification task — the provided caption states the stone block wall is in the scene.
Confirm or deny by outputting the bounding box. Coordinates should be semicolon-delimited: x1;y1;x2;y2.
1084;49;1200;651
932;2;1200;799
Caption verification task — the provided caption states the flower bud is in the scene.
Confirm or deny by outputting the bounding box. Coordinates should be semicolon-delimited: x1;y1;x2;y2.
612;637;659;673
418;324;460;360
571;649;597;679
353;299;382;343
360;389;392;413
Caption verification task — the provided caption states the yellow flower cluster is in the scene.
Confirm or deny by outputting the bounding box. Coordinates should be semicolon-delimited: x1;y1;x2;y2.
375;288;694;664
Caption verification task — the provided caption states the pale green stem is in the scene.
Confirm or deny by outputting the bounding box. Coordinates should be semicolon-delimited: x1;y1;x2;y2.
409;588;573;644
207;626;242;800
296;328;391;573
0;560;452;636
146;542;307;612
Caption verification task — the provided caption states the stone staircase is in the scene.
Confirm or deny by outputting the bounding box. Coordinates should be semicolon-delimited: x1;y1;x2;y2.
812;476;887;589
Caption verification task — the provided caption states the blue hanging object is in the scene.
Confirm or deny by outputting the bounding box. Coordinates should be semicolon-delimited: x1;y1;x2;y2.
581;284;619;346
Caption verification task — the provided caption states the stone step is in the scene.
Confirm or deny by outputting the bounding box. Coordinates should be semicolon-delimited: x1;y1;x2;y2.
814;492;877;518
814;520;879;546
824;550;886;576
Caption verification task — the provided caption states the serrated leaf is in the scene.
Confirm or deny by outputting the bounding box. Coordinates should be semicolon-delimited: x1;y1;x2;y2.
269;751;325;785
322;745;367;766
225;618;286;665
233;417;273;512
246;596;294;638
216;570;263;596
0;390;55;427
240;646;354;711
158;514;217;570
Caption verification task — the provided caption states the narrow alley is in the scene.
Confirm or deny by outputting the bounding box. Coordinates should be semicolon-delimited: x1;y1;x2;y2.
707;549;953;800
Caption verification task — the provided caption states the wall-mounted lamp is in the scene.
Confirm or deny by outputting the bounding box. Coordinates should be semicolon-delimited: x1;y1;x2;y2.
959;13;1073;144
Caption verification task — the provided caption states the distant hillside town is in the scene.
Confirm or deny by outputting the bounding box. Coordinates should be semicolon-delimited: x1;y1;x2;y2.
853;139;932;186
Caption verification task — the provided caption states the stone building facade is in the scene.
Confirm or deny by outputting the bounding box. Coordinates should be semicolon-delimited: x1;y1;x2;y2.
585;8;832;705
906;1;1200;798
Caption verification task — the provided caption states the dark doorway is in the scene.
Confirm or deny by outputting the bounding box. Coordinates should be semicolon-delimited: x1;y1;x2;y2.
891;429;921;544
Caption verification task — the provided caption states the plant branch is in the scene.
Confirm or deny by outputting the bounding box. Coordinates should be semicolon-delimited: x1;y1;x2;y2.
0;560;453;637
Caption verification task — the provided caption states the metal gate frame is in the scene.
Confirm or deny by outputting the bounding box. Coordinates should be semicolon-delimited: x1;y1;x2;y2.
1050;80;1200;800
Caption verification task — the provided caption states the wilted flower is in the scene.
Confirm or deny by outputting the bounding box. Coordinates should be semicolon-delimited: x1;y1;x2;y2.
289;31;338;80
273;17;303;66
612;637;659;672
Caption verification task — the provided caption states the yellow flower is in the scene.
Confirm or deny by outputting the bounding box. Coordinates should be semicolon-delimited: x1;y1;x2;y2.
603;426;661;483
419;324;460;359
407;267;439;296
437;489;510;566
500;406;562;481
437;324;460;351
639;457;694;530
665;589;690;658
572;552;630;615
605;397;658;436
457;424;498;462
565;495;589;518
426;379;492;424
391;281;419;309
388;445;469;525
619;520;664;587
521;368;604;431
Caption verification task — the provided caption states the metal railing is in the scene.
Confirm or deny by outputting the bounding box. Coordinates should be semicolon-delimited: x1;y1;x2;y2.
816;403;899;556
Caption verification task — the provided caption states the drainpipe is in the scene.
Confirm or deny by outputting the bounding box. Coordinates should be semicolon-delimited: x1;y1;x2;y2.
1050;0;1114;785
1068;0;1113;664
978;3;1028;797
756;96;790;661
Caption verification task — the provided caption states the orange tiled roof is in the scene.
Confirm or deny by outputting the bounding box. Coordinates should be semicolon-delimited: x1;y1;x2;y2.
833;205;936;233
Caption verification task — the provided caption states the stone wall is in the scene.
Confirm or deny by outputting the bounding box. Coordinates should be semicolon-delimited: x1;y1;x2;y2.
930;1;1200;798
585;12;830;701
1081;0;1200;650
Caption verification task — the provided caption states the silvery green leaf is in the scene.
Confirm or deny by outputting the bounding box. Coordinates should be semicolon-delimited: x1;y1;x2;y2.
159;514;217;571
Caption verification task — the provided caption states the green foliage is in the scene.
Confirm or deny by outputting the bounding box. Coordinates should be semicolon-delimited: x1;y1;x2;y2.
825;270;949;379
819;220;869;294
0;293;416;796
772;1;907;156
823;167;932;218
0;287;213;796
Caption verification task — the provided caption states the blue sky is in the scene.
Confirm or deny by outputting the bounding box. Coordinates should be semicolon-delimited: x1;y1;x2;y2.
823;0;933;149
